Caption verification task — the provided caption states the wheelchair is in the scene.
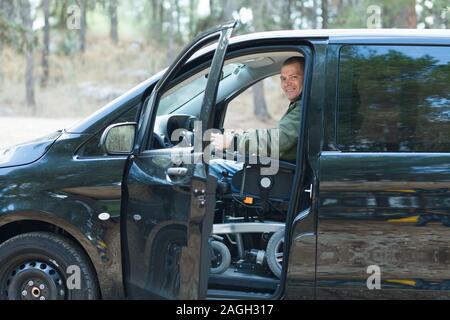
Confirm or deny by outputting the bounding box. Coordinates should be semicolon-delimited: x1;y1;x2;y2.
208;155;296;279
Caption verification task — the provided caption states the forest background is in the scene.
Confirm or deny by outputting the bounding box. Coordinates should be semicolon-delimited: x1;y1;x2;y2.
0;0;448;147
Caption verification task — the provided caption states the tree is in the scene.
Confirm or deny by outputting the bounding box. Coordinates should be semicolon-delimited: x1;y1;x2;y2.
41;0;50;87
78;0;87;52
158;0;164;42
167;0;176;64
0;0;5;91
109;0;119;44
19;0;36;109
188;0;198;38
251;0;271;121
174;0;182;43
383;0;416;28
416;0;448;28
321;0;328;29
0;40;2;92
281;0;293;29
0;0;18;92
405;2;417;28
54;0;69;29
194;0;236;35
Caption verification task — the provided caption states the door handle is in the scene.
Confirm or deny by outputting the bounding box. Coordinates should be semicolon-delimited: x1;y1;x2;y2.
166;167;188;177
304;184;313;199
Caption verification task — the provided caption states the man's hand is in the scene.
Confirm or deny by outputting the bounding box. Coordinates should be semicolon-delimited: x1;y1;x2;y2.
210;132;234;151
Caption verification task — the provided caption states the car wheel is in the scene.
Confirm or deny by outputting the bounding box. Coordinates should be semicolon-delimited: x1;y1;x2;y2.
266;228;285;279
209;241;231;274
0;232;99;300
147;228;185;299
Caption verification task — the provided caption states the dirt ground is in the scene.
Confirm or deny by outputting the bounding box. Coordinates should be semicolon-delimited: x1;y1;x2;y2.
0;117;82;149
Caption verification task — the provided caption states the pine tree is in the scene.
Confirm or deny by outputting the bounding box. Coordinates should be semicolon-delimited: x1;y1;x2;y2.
18;0;36;108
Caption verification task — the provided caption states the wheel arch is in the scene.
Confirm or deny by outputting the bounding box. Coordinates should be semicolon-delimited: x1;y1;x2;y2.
0;212;113;299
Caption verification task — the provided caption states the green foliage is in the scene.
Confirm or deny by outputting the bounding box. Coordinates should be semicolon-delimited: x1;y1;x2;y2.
0;3;33;52
339;46;450;152
417;0;449;28
58;31;80;55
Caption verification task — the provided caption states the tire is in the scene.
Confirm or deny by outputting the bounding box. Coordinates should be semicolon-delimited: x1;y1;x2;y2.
147;228;185;299
266;228;285;279
209;241;231;275
0;232;99;300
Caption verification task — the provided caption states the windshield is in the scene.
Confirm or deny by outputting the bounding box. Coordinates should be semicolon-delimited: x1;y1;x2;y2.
157;63;242;116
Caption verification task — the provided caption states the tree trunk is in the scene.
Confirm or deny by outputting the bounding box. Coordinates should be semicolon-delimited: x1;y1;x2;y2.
321;0;328;29
299;0;304;28
25;51;35;108
0;0;14;91
282;0;292;29
312;0;322;29
222;0;235;20
253;81;270;121
209;0;215;17
0;0;3;92
158;0;164;42
0;41;3;93
56;0;68;29
175;0;182;43
149;0;159;43
251;0;271;121
392;0;417;28
41;0;50;88
151;0;157;22
188;0;197;38
19;0;36;109
110;0;119;44
167;0;175;65
405;1;417;28
79;0;87;52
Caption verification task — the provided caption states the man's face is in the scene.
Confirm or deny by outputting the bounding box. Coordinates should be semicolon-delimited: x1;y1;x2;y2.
280;62;304;102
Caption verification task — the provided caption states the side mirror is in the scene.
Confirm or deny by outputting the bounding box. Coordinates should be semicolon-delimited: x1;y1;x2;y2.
100;122;137;155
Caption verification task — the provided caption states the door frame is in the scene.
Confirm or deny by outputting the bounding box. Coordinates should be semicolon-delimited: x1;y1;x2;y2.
123;21;237;300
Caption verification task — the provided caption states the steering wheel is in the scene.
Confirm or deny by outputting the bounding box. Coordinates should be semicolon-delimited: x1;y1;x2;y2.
152;132;168;149
185;115;198;131
174;115;197;147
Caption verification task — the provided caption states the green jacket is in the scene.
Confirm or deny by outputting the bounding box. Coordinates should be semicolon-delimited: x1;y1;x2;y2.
236;97;302;162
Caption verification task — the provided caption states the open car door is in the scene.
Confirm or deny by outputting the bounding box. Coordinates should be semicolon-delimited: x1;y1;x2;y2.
122;21;236;299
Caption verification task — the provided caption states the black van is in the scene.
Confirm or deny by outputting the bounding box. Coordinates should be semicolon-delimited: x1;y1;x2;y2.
0;23;449;300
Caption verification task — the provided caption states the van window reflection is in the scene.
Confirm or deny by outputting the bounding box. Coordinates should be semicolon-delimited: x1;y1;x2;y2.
337;45;450;152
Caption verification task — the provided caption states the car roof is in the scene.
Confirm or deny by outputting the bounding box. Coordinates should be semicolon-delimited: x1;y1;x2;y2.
191;28;450;60
232;29;450;41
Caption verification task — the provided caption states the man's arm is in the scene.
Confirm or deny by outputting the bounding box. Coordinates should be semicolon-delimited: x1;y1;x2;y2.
237;103;301;158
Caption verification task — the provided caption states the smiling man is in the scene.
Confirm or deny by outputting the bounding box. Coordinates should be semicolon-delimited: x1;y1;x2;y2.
209;56;305;178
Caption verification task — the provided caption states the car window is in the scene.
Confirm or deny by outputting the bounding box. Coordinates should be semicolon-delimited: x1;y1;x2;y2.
337;45;450;152
77;104;139;157
223;75;285;131
157;63;241;116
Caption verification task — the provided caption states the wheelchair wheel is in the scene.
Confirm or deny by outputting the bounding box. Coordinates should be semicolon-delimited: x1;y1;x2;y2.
209;241;231;274
266;228;285;279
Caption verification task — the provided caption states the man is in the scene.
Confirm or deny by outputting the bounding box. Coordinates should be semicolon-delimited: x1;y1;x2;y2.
209;56;305;178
